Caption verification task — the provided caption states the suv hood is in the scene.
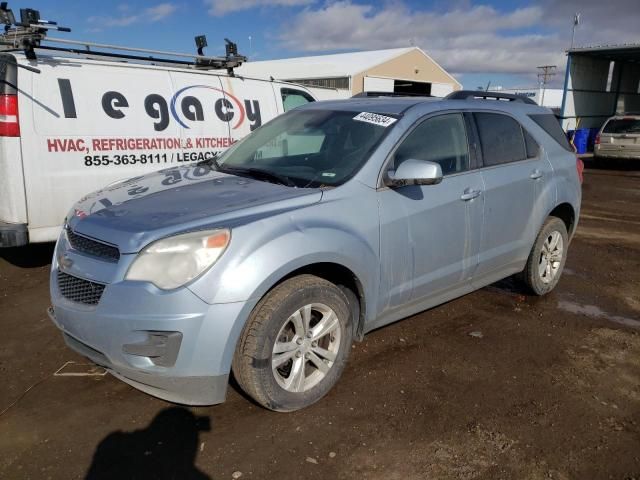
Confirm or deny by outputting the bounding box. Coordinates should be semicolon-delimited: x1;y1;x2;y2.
67;165;322;253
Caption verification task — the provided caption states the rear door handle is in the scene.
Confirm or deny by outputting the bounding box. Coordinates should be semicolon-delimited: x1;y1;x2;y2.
460;189;481;201
530;169;543;180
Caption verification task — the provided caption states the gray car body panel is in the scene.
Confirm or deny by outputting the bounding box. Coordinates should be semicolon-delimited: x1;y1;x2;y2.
50;97;581;405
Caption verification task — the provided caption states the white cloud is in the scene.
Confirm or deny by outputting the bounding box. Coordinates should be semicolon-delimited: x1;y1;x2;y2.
205;0;313;16
89;3;177;28
276;1;564;77
147;3;178;21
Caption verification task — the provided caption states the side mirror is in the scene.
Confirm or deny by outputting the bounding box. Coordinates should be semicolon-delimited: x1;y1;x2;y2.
385;159;443;187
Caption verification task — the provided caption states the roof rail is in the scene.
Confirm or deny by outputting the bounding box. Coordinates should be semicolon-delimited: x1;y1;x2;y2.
0;3;246;74
445;90;538;105
352;91;432;98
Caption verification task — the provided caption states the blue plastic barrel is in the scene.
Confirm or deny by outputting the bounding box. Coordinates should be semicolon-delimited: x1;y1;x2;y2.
573;128;589;154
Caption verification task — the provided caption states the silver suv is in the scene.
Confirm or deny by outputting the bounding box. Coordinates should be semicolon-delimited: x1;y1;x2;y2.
49;92;582;411
594;114;640;160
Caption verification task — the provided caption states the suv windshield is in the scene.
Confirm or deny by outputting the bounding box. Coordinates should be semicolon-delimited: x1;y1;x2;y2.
603;118;640;134
218;109;397;187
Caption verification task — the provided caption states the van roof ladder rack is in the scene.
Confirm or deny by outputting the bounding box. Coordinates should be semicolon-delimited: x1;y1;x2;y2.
445;90;538;105
0;3;247;75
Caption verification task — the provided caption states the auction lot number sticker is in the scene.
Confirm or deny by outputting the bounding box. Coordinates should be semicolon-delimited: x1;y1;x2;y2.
353;112;398;127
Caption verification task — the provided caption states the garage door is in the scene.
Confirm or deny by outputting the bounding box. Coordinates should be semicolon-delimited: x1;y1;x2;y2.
363;76;394;93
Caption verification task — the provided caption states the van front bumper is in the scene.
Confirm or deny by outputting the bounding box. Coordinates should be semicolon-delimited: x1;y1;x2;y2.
0;222;28;247
49;273;253;406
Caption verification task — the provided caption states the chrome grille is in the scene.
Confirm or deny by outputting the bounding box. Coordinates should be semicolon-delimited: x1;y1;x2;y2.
66;227;120;262
57;270;106;305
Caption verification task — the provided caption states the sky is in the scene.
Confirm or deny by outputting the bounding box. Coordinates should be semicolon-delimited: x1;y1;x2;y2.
22;0;640;89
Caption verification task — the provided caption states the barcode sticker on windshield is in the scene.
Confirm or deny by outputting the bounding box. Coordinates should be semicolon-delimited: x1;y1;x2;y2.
353;112;397;127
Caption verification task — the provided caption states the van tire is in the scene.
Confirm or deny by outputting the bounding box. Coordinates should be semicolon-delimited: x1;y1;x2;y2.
232;274;353;412
522;216;568;295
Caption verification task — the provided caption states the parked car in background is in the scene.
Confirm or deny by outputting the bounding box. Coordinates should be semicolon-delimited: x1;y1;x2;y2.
594;114;640;161
49;92;582;411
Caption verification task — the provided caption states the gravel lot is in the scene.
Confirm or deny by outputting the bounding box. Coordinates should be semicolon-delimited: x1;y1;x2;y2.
1;162;639;480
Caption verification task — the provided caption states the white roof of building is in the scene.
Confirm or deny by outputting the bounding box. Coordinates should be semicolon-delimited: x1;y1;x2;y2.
236;47;417;80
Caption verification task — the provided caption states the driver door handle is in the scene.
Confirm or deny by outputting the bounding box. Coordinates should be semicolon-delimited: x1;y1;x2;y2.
460;188;481;201
530;169;543;180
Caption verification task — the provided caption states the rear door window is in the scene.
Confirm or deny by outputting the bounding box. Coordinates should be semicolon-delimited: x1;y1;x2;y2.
602;118;640;134
474;112;527;166
528;113;573;151
281;88;315;111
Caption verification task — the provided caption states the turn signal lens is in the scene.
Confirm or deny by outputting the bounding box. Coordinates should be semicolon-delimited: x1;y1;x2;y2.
576;157;584;184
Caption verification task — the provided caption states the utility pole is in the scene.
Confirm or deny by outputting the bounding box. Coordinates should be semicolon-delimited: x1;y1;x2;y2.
537;65;557;106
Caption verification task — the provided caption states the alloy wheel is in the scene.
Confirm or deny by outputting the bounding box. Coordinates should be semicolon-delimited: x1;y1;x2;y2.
271;303;342;393
538;230;563;284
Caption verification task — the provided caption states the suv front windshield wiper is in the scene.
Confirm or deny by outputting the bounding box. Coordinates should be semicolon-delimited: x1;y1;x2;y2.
218;165;297;187
197;153;221;169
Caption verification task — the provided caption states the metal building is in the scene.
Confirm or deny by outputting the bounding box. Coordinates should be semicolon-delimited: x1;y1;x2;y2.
560;44;640;132
491;87;564;110
235;47;461;98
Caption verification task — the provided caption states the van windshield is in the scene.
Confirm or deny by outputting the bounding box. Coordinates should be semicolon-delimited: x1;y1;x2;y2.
603;118;640;134
218;109;397;187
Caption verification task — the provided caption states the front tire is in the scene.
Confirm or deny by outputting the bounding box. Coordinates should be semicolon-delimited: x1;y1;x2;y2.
232;275;353;412
522;216;569;295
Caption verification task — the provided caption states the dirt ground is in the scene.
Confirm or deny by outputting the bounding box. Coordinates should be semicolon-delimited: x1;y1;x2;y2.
1;161;639;480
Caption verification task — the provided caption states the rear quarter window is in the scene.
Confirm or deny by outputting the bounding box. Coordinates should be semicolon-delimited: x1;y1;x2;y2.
528;113;574;152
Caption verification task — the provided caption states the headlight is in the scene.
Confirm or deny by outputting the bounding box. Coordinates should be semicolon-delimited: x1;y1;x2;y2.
126;229;230;290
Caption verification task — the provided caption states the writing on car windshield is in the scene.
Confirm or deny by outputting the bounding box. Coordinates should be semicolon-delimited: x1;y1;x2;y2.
218;109;396;187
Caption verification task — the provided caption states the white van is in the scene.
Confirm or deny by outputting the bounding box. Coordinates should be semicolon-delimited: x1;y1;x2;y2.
0;44;316;247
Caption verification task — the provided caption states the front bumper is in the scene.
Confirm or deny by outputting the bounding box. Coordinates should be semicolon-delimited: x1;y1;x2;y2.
50;308;228;404
594;147;640;159
49;270;252;406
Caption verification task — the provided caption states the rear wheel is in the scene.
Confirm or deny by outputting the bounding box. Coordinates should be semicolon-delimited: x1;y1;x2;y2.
232;274;353;412
522;216;568;295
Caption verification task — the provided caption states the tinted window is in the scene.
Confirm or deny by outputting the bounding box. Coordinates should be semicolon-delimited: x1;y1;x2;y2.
393;113;470;175
523;129;540;158
602;118;640;134
474;113;527;166
528;113;573;151
281;88;314;111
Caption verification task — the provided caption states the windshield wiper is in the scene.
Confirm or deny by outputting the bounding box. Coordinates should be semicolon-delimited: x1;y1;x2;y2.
199;155;295;187
219;166;296;187
197;153;221;169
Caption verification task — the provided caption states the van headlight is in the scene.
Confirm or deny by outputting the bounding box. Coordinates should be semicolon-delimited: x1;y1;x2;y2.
126;229;230;290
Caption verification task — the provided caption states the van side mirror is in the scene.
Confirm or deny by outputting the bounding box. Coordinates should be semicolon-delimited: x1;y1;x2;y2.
385;159;443;187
